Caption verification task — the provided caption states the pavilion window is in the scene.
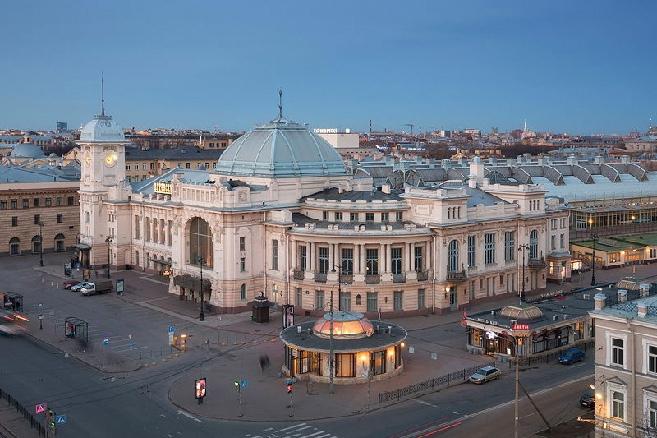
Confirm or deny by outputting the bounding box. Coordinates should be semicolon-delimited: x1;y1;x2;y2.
371;350;386;376
336;353;355;377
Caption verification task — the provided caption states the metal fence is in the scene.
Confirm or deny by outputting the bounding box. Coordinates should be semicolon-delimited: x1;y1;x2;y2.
378;362;495;404
512;339;595;368
0;387;45;437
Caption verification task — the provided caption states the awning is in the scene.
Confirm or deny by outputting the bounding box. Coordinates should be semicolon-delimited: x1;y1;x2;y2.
173;274;211;293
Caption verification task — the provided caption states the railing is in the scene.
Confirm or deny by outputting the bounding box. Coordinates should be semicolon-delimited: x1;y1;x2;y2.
378;362;495;404
392;273;406;283
0;387;46;436
293;269;304;280
315;273;327;283
365;274;381;284
417;270;429;281
446;270;467;282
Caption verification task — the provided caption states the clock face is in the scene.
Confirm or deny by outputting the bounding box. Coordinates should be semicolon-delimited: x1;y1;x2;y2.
104;151;118;168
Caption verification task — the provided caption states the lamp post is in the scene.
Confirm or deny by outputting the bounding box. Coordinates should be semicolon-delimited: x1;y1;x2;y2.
590;233;599;287
330;264;344;312
105;236;112;278
511;333;523;438
517;244;529;304
198;256;205;321
329;288;334;394
38;221;44;267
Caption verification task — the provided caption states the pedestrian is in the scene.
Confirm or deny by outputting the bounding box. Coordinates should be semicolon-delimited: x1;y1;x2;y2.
259;355;266;374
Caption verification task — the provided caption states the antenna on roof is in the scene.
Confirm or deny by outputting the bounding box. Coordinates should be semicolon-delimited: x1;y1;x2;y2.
278;88;283;119
100;72;106;117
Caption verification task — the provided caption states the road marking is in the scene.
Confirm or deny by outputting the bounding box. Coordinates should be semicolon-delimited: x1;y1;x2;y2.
176;410;202;423
414;399;439;408
301;431;326;437
280;423;306;432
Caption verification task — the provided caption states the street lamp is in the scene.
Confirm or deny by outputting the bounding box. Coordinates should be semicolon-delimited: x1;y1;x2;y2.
590;233;599;287
38;221;44;267
198;256;205;321
328;288;334;394
105;236;112;279
517;244;529;304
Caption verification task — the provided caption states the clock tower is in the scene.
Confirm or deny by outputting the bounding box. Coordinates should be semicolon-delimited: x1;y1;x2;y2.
77;107;128;268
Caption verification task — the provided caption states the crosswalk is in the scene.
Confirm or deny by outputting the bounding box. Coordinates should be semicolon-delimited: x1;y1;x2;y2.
245;422;339;438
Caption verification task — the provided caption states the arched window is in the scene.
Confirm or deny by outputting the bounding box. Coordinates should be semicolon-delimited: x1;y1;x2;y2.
31;235;42;254
54;233;65;252
448;240;459;272
240;283;246;301
189;217;213;267
529;230;538;259
355;294;362;306
135;250;140;266
9;237;20;256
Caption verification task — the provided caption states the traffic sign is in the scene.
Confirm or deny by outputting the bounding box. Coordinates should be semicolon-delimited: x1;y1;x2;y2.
168;325;175;334
55;415;67;424
35;403;47;414
240;379;248;389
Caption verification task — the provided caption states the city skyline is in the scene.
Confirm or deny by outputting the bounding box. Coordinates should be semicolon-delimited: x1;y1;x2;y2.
1;1;656;134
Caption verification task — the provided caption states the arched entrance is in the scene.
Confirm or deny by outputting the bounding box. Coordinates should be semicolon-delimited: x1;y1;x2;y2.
54;233;65;252
9;237;20;256
31;235;42;254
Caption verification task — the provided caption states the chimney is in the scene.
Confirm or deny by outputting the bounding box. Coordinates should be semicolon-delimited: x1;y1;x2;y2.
468;179;477;188
382;184;391;194
594;293;606;311
640;283;651;298
618;289;628;303
638;302;648;318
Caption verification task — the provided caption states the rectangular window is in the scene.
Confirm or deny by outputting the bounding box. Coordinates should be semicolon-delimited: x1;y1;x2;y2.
295;287;302;307
612;338;624;366
414;246;423;272
33;198;40;207
45;198;52;207
315;290;324;311
418;288;426;309
57;214;63;224
611;391;624;420
382;212;389;222
367;292;378;312
650;400;657;429
341;248;353;275
468;235;476;267
299;245;307;271
10;200;17;209
649;345;657;374
396;211;403;222
322;211;328;221
391;247;402;275
336;353;355;378
551;235;556;250
371;350;386;376
34;214;40;224
185;163;191;169
485;233;496;265
551;218;557;230
11;216;17;227
365;213;375;222
350;212;358;222
135;216;141;239
56;197;62;206
318;247;329;274
67;196;74;206
240;257;246;272
335;211;342;221
393;291;403;311
560;234;564;249
272;239;279;271
366;248;379;275
23;199;29;209
239;236;246;251
0;201;6;210
504;231;515;262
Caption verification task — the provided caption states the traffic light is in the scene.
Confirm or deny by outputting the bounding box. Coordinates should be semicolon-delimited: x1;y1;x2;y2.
233;380;240;392
46;409;56;431
287;384;293;394
195;378;206;400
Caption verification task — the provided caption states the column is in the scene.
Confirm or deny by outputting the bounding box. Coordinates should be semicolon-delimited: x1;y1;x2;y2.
380;243;387;273
407;242;418;280
329;242;335;271
291;239;297;270
308;242;314;272
359;244;366;274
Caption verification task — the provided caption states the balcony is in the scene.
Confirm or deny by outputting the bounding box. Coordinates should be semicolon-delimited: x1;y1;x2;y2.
293;269;305;281
392;273;406;284
528;258;546;270
365;274;381;284
340;274;354;284
417;270;429;281
446;270;467;282
315;273;327;283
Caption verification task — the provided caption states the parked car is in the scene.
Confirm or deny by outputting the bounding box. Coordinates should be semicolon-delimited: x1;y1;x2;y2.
579;388;595;408
63;279;80;290
71;282;93;292
81;280;113;296
559;347;585;365
469;366;501;384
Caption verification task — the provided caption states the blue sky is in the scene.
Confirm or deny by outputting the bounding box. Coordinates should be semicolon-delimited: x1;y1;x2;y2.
1;1;655;134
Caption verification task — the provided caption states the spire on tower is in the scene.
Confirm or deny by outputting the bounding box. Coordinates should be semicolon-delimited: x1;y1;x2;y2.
278;88;283;119
101;72;105;117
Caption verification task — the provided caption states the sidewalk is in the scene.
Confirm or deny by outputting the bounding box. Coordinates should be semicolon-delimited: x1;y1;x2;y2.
0;402;40;438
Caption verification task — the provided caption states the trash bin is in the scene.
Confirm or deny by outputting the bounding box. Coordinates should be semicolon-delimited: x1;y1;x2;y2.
252;293;271;323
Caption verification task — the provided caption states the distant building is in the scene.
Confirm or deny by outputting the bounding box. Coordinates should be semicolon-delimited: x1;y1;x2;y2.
123;147;224;181
56;122;68;133
314;128;360;149
126;130;238;150
625;136;657;154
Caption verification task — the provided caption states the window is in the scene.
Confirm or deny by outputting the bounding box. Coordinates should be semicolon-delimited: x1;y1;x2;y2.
239;236;246;251
611;390;624;420
367;292;378;312
504;231;515;262
650;400;657;429
299;245;307;271
649;345;657;374
67;196;74;206
366;248;379;275
295;288;302;307
371;350;386;376
10;200;17;209
391;247;403;275
468;235;476;267
336;353;355;377
612;338;624;366
240;257;246;272
56;197;62;206
414;246;423;272
350;212;358;222
189;217;213;267
57;214;63;224
365;213;374;222
355;294;362;305
551;235;556;250
0;201;6;210
382;212;389;222
134;216;141;239
551;219;557;230
11;217;17;227
396;211;403;222
560;234;564;249
318;247;329;274
22;199;29;209
418;288;426;309
485;233;496;264
335;211;342;221
341;248;353;275
34;214;40;224
448;240;459;272
529;230;538;259
272;239;279;270
45;198;52;207
393;291;403;311
315;290;324;310
85;211;90;224
240;284;246;301
185;163;191;169
33;198;40;207
322;211;328;221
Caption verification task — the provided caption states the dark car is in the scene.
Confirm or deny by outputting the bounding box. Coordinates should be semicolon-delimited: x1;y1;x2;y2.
580;388;595;408
559;347;585;365
63;279;80;290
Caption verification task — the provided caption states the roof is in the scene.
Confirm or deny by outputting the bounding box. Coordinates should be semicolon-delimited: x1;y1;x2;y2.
303;187;402;202
79;113;127;144
464;186;507;207
124;147;224;161
130;168;212;194
0;164;79;183
9;143;45;159
215;117;347;178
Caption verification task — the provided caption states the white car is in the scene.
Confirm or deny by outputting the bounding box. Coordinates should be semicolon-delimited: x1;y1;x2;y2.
71;282;94;292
